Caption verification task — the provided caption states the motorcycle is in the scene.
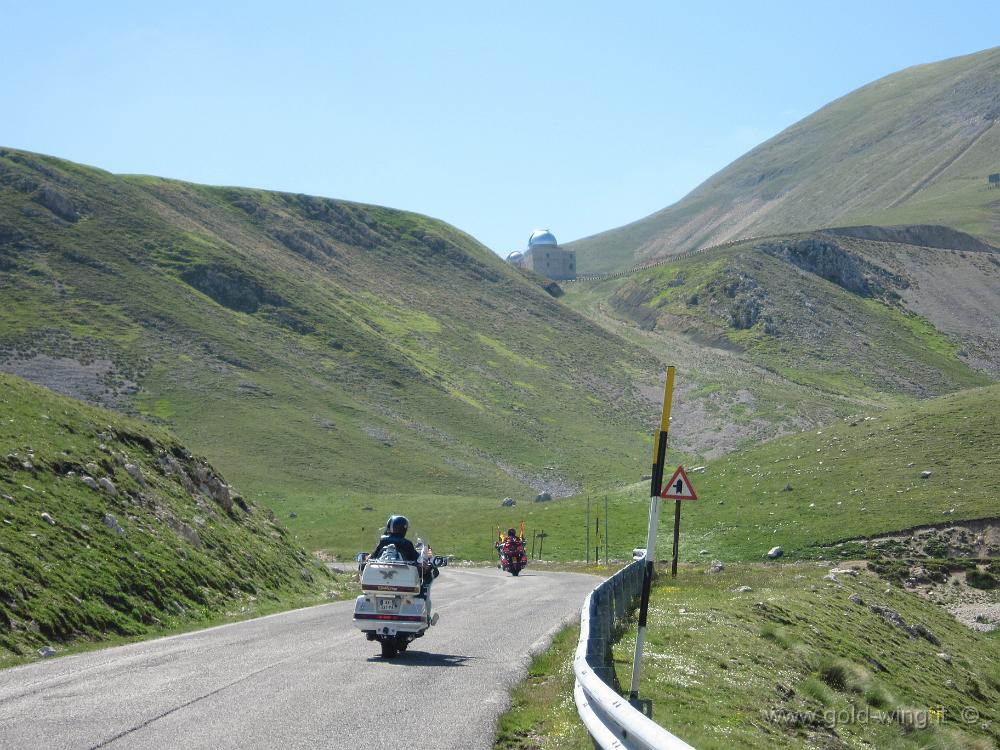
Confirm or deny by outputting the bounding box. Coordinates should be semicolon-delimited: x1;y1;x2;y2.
353;541;448;658
496;523;527;576
497;543;527;576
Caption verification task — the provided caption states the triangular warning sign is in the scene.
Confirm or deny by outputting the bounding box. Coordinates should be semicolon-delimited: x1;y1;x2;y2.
661;465;697;501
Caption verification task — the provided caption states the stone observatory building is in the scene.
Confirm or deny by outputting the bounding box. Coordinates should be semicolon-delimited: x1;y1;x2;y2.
506;229;576;280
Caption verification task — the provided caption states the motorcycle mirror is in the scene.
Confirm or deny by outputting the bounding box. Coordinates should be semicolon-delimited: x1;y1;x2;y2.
432;556;448;567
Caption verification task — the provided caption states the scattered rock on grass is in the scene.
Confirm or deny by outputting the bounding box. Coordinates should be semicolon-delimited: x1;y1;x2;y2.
40;512;56;525
735;585;752;593
124;463;146;485
102;514;124;536
870;604;940;644
849;593;864;605
829;567;859;577
708;560;725;574
37;646;56;658
767;546;783;559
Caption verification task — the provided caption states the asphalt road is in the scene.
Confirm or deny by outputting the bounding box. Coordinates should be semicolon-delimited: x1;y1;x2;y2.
0;567;599;749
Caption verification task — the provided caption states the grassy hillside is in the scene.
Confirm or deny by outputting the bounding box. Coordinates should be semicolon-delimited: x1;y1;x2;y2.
568;46;1000;273
498;564;999;750
670;384;999;562
320;384;999;563
0;147;668;547
0;374;337;664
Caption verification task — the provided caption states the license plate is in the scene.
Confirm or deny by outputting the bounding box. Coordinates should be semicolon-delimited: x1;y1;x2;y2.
377;598;399;612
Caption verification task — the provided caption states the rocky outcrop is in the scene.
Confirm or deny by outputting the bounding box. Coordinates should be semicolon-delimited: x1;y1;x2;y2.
33;185;79;222
180;266;286;314
270;227;339;263
724;275;771;330
757;238;906;299
158;450;236;514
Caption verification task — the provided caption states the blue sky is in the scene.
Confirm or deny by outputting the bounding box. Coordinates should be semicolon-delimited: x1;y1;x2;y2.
3;2;998;254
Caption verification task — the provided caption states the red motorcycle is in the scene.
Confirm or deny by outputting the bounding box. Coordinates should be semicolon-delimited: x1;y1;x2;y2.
496;525;527;576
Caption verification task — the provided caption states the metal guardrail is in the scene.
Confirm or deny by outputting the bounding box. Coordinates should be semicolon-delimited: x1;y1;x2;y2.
573;559;695;750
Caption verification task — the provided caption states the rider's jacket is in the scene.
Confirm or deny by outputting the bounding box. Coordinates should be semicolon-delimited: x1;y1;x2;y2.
372;534;418;562
500;537;524;556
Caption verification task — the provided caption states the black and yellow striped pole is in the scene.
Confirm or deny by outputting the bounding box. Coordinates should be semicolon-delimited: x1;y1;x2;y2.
629;366;675;700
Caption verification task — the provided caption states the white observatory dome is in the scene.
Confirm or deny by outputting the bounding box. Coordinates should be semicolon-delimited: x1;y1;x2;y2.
527;229;558;248
506;251;524;262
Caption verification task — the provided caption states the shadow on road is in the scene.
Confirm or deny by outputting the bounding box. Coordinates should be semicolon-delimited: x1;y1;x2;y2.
367;652;477;667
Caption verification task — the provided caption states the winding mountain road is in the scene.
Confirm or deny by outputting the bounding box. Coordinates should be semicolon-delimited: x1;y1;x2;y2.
0;568;598;749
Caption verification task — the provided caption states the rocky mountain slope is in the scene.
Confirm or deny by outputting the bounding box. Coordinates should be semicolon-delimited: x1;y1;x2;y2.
562;227;997;462
568;46;1000;274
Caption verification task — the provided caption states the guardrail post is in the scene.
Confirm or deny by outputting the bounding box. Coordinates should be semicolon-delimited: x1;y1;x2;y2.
574;561;697;749
612;575;625;632
593;586;614;684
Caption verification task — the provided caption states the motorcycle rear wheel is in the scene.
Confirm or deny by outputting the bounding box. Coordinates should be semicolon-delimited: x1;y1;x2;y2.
380;639;399;658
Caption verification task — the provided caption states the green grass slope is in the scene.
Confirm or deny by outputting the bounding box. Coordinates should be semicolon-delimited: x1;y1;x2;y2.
355;385;999;565
614;565;999;749
0;373;335;664
676;384;999;561
0;147;666;550
568;46;1000;273
497;564;999;749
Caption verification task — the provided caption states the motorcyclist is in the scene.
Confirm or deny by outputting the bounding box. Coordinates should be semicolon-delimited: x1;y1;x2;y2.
370;514;440;597
371;515;418;562
498;528;525;560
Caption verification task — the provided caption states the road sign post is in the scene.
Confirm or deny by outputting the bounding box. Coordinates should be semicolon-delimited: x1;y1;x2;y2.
604;495;609;565
661;466;698;578
629;366;675;701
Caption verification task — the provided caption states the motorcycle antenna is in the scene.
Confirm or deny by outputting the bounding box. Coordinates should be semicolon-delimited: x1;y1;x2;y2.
518;520;525;541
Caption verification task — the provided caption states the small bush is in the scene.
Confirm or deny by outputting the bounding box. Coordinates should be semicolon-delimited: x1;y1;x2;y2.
922;538;949;557
863;683;895;709
799;676;835;706
867;559;908;583
966;569;998;590
760;623;796;649
819;658;872;694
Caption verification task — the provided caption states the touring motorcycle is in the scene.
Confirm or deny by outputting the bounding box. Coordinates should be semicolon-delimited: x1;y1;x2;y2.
495;523;527;576
353;541;448;658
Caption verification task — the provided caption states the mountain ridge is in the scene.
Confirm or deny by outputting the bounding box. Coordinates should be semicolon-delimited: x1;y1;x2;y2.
568;46;1000;274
